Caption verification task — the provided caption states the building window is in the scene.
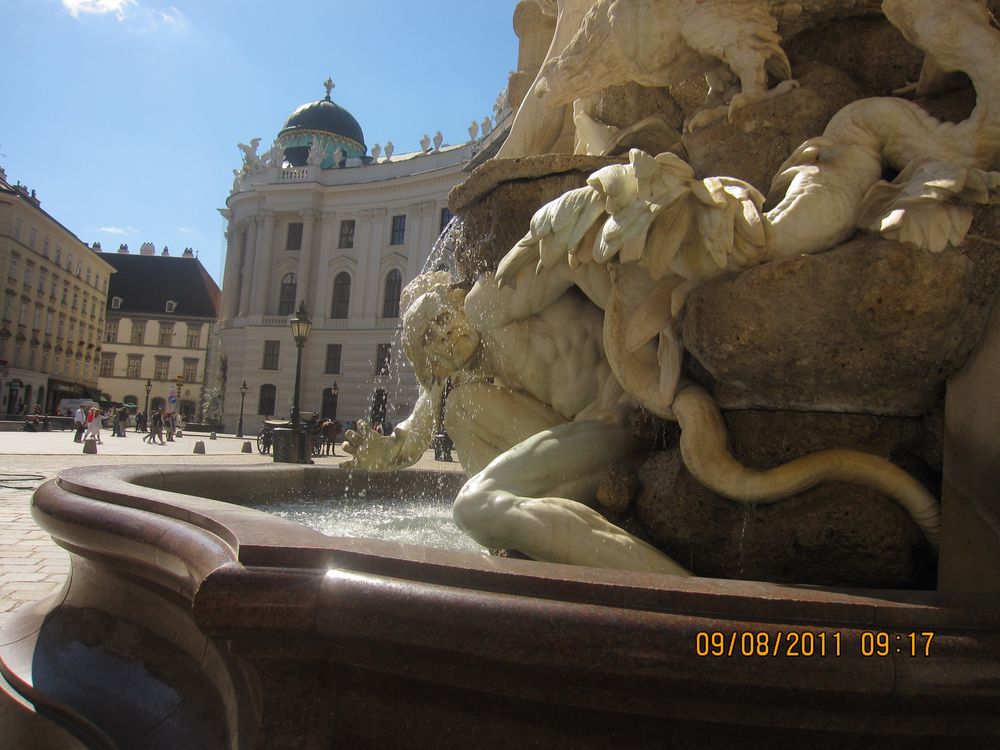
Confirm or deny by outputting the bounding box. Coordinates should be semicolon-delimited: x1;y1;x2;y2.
338;220;355;249
71;289;79;311
76;261;82;277
186;324;202;348
286;222;303;251
100;353;116;377
325;344;342;374
182;358;198;382
258;384;276;416
154;356;170;380
158;323;174;346
165;300;177;313
440;207;453;232
23;265;33;290
50;278;57;300
278;273;297;315
382;270;402;318
331;272;351;319
7;255;17;282
111;295;123;310
14;219;21;241
123;394;138;407
30;229;36;248
390;215;406;245
55;246;61;264
62;283;69;304
126;355;142;378
375;343;391;376
262;340;280;370
131;320;145;344
37;269;46;294
66;253;72;271
43;237;50;257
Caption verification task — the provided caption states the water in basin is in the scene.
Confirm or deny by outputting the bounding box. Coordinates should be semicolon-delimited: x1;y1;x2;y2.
251;491;485;553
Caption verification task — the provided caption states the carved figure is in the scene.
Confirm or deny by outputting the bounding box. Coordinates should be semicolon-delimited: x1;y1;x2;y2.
481;117;493;137
266;142;285;168
469;120;480;141
306;139;326;167
331;148;344;167
433;131;444;150
421;133;432;152
237;138;261;171
371;143;382;160
385;141;395;160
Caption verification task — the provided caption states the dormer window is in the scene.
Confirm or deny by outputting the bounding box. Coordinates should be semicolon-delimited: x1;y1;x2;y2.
111;296;123;310
165;300;177;313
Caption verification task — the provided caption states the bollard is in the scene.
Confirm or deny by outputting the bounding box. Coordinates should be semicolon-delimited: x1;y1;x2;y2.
210;432;217;440
82;439;98;455
193;441;206;454
241;441;253;453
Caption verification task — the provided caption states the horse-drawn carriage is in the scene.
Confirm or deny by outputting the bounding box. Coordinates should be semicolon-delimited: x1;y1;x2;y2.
256;412;339;456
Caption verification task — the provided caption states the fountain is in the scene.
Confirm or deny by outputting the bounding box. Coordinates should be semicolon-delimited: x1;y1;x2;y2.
4;1;1000;746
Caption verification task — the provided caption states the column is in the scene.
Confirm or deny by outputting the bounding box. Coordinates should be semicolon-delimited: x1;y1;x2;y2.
297;210;317;314
237;218;257;317
250;211;276;317
219;221;242;324
314;212;338;319
408;201;436;281
359;208;386;322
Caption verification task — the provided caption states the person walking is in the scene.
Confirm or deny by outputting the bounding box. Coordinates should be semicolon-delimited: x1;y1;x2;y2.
73;405;87;443
85;407;103;445
117;407;128;438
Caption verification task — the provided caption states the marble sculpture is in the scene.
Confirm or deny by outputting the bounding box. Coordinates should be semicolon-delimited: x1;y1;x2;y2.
346;0;1000;574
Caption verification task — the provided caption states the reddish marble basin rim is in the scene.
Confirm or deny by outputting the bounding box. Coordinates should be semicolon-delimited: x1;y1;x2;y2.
36;464;1000;629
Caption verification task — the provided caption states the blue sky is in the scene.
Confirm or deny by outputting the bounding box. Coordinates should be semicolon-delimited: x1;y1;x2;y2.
0;0;518;286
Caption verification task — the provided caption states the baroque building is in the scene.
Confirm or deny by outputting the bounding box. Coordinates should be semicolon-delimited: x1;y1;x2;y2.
218;80;509;433
97;243;221;420
0;167;115;415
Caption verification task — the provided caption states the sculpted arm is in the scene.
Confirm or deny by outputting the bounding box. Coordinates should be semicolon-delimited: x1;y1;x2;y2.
343;383;442;470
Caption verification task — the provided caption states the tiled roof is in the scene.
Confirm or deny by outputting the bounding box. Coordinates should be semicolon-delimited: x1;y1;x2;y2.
103;254;220;318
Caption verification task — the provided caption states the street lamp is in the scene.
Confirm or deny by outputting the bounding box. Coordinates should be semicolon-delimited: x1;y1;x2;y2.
289;301;311;429
144;378;152;430
237;380;248;438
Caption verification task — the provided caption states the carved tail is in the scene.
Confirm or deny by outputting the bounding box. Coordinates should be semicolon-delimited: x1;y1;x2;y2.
672;383;942;549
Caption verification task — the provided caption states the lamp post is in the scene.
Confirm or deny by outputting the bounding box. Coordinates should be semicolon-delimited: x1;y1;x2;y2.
237;380;248;438
144;378;152;431
331;380;339;417
289;302;312;462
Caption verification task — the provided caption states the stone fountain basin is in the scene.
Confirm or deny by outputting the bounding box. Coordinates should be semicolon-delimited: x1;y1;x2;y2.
2;464;999;748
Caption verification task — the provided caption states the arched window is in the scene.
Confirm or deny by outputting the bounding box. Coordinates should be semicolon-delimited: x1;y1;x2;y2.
331;272;351;319
382;270;402;319
278;273;297;315
258;384;276;416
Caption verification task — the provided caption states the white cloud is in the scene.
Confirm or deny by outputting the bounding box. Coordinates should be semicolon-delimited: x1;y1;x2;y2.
177;226;193;233
62;0;136;19
98;225;139;235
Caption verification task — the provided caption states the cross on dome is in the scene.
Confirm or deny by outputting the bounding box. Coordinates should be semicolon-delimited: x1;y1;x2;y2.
323;77;335;100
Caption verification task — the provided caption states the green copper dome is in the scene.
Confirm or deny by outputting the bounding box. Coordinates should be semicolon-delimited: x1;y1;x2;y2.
278;79;366;167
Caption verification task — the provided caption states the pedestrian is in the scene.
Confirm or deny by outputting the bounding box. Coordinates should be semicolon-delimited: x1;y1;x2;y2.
73;405;87;443
85;407;102;444
117;407;128;438
165;411;175;442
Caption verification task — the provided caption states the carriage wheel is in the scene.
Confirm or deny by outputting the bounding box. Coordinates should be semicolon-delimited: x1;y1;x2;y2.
257;428;268;454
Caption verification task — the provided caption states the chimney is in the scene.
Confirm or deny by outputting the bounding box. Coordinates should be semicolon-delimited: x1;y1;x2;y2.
140;242;155;256
118;243;129;254
181;247;195;258
92;241;102;252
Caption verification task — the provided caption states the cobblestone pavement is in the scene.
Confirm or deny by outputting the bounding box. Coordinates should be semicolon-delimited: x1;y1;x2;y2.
0;429;462;632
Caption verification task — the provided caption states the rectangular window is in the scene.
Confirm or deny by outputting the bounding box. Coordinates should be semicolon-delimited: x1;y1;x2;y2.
23;265;32;290
43;238;49;257
158;322;174;346
262;340;280;370
7;255;17;282
440;207;453;233
100;352;116;377
72;289;79;310
286;222;303;251
375;343;391;376
338;220;355;249
325;344;342;374
390;215;406;245
154;356;170;380
29;229;36;248
62;283;68;304
13;219;21;241
126;355;142;378
185;324;202;348
131;321;145;344
50;278;57;300
182;358;199;382
104;320;119;343
37;269;46;294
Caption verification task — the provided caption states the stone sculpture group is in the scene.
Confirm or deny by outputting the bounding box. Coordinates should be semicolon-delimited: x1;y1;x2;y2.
346;0;1000;581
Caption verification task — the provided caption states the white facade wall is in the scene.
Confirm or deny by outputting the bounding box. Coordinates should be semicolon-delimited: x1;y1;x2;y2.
219;145;475;434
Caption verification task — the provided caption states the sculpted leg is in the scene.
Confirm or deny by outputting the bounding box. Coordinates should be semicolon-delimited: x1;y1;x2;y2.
453;415;691;575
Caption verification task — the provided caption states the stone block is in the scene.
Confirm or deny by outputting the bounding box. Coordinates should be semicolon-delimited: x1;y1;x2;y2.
193;441;206;455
